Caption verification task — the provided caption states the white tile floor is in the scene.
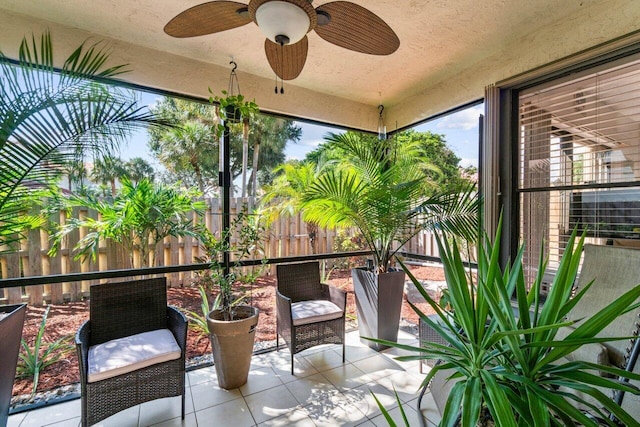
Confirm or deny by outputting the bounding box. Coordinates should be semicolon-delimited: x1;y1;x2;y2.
8;330;441;427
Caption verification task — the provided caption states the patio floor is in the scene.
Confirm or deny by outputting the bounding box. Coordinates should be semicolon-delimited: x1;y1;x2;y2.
7;330;441;427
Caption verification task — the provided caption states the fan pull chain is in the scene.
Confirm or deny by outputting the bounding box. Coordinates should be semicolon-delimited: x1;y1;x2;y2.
279;42;284;94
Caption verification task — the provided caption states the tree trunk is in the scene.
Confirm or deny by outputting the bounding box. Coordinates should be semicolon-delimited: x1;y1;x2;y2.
248;138;260;212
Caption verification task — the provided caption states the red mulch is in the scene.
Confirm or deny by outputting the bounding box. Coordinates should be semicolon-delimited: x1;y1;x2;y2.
11;265;444;397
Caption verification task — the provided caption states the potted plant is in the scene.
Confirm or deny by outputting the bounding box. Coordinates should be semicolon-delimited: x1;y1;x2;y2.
200;210;266;390
301;132;479;350
0;304;26;426
209;89;259;126
373;219;640;426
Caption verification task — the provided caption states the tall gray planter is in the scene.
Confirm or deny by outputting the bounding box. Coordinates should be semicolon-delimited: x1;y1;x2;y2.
352;268;405;351
0;304;26;427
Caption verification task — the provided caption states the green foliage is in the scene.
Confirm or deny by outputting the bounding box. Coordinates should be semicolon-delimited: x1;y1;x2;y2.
148;96;300;193
125;157;155;184
16;307;74;396
372;220;640;426
210;90;259;124
331;229;367;269
301;131;480;273
197;209;267;320
51;177;205;267
394;130;466;190
0;31;167;249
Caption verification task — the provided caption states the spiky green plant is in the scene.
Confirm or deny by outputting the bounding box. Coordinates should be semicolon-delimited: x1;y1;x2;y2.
371;220;640;426
16;307;74;396
0;31;169;250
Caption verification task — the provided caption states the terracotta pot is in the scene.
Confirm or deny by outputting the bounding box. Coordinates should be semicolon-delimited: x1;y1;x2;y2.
206;305;259;390
0;304;26;427
352;267;405;351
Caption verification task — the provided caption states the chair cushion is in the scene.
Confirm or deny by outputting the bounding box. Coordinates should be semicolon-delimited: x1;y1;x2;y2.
291;300;343;326
556;326;610;372
88;328;181;383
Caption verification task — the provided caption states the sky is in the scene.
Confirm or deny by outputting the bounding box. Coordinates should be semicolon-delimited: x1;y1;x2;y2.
122;90;482;169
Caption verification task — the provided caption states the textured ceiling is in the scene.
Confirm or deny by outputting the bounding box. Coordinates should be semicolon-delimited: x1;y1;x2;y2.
0;0;638;130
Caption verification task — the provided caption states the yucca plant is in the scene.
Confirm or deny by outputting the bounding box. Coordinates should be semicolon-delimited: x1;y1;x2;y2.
16;307;74;397
371;219;640;426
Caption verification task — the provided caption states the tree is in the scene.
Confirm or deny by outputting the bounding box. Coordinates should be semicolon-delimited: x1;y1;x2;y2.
394;129;465;190
148;97;221;194
301;131;479;273
52;178;205;267
261;160;322;253
0;31;166;250
90;155;126;196
125;157;155;184
241;115;302;195
148;97;301;196
305;129;469;190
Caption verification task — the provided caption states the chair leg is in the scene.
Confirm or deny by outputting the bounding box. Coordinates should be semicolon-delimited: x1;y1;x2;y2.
342;341;345;364
276;330;279;352
181;388;185;420
291;351;295;375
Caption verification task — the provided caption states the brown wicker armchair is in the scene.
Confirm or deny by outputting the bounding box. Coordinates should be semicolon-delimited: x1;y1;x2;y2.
276;261;346;374
76;278;187;427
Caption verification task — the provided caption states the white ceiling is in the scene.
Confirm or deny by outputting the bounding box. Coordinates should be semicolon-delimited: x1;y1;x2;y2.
0;0;639;131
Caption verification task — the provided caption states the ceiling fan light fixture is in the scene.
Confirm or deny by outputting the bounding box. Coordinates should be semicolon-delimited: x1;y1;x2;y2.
236;7;250;18
316;10;331;26
255;1;311;45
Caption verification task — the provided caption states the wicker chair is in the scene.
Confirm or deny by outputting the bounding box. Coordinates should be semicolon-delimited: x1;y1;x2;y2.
76;278;187;427
276;261;346;374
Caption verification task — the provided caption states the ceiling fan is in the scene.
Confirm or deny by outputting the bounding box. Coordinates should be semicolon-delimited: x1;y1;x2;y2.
164;0;400;85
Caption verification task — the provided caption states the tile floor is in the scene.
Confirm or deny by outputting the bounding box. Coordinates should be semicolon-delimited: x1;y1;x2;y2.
8;330;441;427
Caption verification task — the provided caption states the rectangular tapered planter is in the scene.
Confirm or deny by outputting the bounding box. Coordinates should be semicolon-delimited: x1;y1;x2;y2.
352;268;405;351
0;304;26;427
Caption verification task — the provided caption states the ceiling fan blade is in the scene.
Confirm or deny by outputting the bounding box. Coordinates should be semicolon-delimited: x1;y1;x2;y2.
164;1;251;38
314;1;399;55
265;36;308;80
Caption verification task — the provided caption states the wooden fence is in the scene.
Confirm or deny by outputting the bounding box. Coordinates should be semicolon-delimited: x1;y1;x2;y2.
0;197;440;305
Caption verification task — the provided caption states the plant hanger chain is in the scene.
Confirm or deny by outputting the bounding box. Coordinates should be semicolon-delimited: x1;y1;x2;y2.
228;60;240;96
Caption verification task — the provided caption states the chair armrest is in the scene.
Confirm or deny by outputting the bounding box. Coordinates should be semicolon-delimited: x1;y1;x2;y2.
167;306;188;354
75;320;91;384
276;290;293;329
323;284;347;312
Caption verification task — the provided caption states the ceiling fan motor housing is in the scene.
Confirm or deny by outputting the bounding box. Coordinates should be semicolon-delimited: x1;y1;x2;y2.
249;0;317;44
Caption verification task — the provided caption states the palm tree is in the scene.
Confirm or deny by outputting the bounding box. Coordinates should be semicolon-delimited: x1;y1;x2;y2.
301;131;480;273
90;155;127;196
261;161;322;253
125;157;155;184
0;31;167;249
51;178;205;268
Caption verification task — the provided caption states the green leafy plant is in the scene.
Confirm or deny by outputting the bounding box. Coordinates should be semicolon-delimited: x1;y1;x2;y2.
208;89;259;134
50;177;206;268
0;31;168;250
371;219;640;426
184;285;249;337
301;132;480;273
16;307;74;396
197;209;266;321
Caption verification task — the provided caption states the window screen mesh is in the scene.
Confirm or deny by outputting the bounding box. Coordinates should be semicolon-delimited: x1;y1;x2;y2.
519;58;640;291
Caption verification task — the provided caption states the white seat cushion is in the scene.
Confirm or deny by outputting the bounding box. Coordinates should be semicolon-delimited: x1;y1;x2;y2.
88;328;181;383
291;300;343;326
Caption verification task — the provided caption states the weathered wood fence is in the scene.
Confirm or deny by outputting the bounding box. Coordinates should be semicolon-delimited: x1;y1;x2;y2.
0;197;440;305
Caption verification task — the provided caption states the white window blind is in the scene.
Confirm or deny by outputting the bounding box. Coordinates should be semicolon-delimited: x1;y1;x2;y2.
518;57;640;290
